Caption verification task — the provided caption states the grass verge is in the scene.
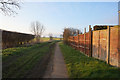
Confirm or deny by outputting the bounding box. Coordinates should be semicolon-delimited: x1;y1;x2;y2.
2;41;57;78
59;42;120;78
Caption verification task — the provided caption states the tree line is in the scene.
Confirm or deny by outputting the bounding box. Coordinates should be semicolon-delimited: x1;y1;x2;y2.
63;28;82;44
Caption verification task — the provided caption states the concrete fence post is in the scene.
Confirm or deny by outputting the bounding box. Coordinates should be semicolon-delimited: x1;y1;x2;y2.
107;26;110;64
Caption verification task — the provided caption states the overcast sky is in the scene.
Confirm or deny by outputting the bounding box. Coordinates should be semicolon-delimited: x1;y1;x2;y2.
0;2;118;37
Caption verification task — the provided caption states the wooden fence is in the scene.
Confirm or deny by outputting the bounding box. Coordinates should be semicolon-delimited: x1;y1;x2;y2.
0;29;34;49
68;25;120;67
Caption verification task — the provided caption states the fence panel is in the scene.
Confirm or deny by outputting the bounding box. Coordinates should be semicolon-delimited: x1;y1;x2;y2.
92;31;99;58
85;32;90;56
110;26;119;66
99;30;107;61
118;27;120;67
74;36;78;49
68;26;120;67
79;34;84;53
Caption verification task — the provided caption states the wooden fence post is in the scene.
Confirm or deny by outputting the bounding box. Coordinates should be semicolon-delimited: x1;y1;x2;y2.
78;34;79;50
84;28;86;54
107;26;110;64
89;25;92;57
0;30;2;49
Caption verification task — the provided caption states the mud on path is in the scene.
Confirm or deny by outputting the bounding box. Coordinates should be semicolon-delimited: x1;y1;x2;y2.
43;43;68;78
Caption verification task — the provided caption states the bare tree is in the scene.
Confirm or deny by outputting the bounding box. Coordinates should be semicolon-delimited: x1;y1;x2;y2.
60;34;63;40
0;0;21;15
63;28;71;44
30;21;45;42
63;28;82;44
48;33;53;40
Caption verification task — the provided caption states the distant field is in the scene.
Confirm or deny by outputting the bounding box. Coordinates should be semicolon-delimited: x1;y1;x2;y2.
2;41;57;78
29;37;61;44
41;37;61;42
59;42;120;78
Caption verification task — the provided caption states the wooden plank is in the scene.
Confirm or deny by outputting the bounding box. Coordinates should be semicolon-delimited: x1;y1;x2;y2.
106;26;110;64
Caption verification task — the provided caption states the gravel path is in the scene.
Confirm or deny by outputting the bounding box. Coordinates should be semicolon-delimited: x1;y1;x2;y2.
43;43;68;78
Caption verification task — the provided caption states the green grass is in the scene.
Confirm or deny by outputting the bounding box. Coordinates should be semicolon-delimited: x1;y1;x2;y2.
41;37;61;42
59;42;120;78
41;37;50;42
2;41;56;78
30;37;61;42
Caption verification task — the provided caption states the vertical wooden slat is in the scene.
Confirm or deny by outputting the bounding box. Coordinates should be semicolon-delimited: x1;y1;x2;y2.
89;25;92;57
107;26;110;64
84;28;86;54
78;34;79;50
118;26;120;67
